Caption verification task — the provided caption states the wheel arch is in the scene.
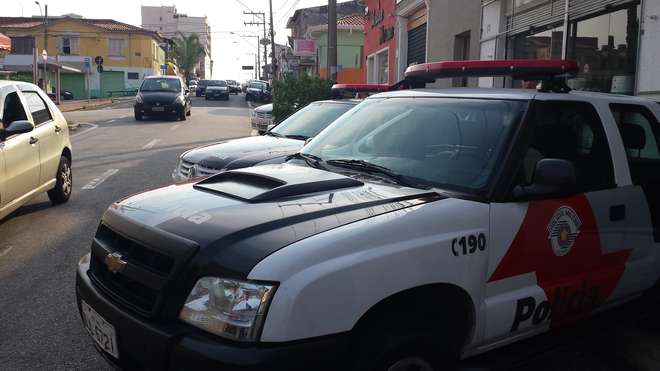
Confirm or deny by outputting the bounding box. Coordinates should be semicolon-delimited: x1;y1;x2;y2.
61;146;72;162
351;283;476;353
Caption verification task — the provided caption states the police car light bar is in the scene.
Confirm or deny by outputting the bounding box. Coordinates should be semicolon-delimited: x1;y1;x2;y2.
404;59;579;82
331;84;390;93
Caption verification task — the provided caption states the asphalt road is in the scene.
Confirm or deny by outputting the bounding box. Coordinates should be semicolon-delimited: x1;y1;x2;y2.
0;94;659;371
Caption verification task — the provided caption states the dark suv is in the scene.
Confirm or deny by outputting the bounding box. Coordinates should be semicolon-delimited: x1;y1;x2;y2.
195;80;210;97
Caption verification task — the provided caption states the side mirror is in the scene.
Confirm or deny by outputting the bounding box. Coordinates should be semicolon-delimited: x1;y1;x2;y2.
1;120;34;140
513;159;577;200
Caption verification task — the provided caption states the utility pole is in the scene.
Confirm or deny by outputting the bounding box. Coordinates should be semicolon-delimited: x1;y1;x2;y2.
269;0;277;80
327;0;337;82
244;11;267;80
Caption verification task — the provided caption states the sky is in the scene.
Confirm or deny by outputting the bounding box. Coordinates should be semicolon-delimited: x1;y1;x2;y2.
5;0;331;80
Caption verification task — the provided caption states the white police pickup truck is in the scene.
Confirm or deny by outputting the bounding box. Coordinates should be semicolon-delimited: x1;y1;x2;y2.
76;60;660;371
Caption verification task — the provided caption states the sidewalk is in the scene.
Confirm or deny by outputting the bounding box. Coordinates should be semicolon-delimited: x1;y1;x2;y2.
58;96;134;112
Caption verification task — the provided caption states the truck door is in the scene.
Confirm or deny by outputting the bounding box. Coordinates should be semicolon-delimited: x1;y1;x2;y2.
483;100;632;343
609;103;660;289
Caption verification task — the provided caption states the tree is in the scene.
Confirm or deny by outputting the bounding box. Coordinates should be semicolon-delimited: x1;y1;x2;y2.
172;32;205;82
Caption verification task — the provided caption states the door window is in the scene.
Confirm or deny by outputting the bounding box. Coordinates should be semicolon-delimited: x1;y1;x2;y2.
610;103;660;241
1;91;29;130
516;100;615;192
22;91;52;126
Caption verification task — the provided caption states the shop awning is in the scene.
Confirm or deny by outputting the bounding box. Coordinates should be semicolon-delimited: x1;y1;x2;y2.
0;33;10;51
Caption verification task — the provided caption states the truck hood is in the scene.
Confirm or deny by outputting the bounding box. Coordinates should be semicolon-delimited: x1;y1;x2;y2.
181;135;303;170
105;164;442;278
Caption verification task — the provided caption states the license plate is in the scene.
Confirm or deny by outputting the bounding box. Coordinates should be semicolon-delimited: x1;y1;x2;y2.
81;300;119;359
151;107;165;112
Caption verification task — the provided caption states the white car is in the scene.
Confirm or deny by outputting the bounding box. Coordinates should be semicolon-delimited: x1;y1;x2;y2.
0;81;73;220
250;103;273;134
76;60;660;370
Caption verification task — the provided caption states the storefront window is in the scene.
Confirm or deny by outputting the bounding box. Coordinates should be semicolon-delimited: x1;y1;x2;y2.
567;5;640;95
512;25;564;60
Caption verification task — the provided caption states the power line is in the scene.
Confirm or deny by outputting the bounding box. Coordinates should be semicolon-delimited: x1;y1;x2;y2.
232;0;255;13
275;0;301;27
274;0;292;15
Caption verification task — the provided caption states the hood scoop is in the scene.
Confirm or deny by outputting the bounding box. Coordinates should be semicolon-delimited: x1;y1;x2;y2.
193;164;363;203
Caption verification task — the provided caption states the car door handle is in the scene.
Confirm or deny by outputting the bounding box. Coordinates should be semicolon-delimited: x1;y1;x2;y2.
55;125;62;133
610;204;626;221
29;136;39;145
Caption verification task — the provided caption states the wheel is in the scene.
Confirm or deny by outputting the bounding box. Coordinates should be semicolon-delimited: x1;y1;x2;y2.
48;156;72;205
179;108;187;121
135;112;143;121
186;108;191;116
205;96;209;100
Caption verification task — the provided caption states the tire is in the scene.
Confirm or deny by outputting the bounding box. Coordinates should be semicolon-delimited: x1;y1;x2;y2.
186;108;191;116
135;112;143;121
179;108;187;121
205;96;209;100
48;156;72;205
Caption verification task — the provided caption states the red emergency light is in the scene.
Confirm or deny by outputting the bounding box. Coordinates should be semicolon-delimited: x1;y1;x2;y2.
405;59;579;82
331;84;390;93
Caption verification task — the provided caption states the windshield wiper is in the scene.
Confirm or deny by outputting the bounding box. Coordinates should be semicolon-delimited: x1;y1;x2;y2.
325;159;428;189
264;131;284;138
284;134;309;140
287;152;325;169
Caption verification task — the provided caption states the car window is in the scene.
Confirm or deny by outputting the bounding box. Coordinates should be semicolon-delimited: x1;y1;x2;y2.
1;90;29;129
140;78;181;92
610;104;660;161
302;98;527;191
272;102;354;139
249;82;266;90
208;80;227;86
22;91;52;126
516;100;615;192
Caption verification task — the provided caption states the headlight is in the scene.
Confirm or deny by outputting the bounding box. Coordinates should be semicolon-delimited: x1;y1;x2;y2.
179;277;276;341
135;94;143;104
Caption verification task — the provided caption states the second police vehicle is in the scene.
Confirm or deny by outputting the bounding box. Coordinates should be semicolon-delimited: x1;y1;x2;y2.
76;60;660;371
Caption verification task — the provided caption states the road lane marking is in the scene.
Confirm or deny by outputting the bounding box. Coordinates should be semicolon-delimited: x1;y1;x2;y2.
107;119;116;123
70;123;98;138
0;246;13;258
82;169;119;190
170;124;181;131
142;139;161;149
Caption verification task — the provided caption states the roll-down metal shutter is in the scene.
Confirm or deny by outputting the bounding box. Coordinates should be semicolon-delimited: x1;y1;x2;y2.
407;23;427;67
506;0;637;36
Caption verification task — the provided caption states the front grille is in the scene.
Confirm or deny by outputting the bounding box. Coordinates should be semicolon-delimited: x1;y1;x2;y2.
256;112;272;120
179;159;195;178
89;225;175;314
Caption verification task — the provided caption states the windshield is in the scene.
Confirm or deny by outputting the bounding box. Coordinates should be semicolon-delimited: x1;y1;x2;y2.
198;80;210;86
140;78;181;92
227;80;236;85
301;98;527;191
208;80;227;86
249;82;267;90
272;102;354;139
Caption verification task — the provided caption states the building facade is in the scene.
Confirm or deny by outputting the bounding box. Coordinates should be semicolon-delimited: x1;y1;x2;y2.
0;16;165;98
479;0;652;95
141;6;212;79
308;15;366;83
364;0;481;86
286;1;365;79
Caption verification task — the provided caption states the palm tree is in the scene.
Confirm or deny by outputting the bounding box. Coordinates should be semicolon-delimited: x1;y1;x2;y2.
172;32;205;82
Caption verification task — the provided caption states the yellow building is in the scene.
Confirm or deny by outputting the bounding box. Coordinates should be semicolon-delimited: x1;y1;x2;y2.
0;16;166;98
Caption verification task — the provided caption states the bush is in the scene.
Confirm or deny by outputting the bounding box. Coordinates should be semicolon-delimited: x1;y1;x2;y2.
272;74;333;122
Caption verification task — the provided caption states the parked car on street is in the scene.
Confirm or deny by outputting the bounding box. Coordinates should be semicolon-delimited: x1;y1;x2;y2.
173;99;358;180
250;103;273;134
195;79;210;97
76;60;660;371
204;80;230;101
47;90;75;101
245;80;271;102
226;79;240;94
188;83;198;92
0;81;73;220
134;76;191;121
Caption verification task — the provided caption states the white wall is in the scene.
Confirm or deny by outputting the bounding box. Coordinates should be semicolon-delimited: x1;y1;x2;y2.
637;0;660;98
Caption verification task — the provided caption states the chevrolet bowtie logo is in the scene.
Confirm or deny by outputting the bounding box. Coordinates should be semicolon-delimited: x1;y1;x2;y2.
105;252;127;274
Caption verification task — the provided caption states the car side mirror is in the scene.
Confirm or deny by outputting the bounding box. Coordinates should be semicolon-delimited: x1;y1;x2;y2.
513;159;577;200
1;120;34;140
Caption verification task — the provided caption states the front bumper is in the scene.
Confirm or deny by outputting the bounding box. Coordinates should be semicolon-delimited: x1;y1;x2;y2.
207;90;229;99
134;103;183;116
250;116;273;132
76;254;350;371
